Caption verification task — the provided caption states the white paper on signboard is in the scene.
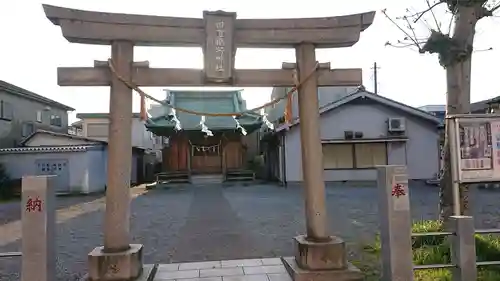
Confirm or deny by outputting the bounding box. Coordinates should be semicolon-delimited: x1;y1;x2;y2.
454;116;500;183
490;121;500;179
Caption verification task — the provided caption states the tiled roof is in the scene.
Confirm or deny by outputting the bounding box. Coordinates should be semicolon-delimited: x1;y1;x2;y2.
18;130;145;151
0;80;75;111
275;89;441;132
146;90;262;131
0;145;99;154
19;130;106;146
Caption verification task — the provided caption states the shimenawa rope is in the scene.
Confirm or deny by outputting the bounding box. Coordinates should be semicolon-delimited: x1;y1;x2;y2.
106;59;320;118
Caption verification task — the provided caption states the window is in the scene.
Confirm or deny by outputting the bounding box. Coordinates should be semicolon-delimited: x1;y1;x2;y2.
322;142;387;169
0;101;13;121
354;143;387;168
50;115;62;127
22;122;35;137
36;110;43;123
87;123;109;138
323;144;354;169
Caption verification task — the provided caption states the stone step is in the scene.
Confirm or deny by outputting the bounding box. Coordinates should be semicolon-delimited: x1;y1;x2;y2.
168;178;190;183
225;176;254;182
191;174;224;185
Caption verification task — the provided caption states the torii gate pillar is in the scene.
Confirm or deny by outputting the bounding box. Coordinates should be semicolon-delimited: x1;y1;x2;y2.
44;5;374;281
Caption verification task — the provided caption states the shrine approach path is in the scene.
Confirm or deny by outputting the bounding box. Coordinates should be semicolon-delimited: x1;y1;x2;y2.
1;183;500;280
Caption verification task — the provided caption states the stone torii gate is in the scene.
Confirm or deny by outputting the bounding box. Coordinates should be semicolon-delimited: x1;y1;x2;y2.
43;4;374;281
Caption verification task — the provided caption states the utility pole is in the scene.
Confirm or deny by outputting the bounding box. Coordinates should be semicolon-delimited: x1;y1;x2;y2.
371;62;380;94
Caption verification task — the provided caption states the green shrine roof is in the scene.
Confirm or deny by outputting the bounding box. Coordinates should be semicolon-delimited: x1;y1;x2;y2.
145;90;262;134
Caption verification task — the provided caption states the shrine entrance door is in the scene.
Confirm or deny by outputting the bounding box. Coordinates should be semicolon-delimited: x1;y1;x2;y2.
189;138;223;174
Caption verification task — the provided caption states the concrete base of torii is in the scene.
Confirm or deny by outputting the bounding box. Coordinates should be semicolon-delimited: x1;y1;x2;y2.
86;244;144;281
281;235;364;281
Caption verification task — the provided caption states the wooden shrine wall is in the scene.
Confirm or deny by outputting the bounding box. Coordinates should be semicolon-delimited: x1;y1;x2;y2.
224;141;244;170
190;135;223;174
162;135;189;172
162;133;246;173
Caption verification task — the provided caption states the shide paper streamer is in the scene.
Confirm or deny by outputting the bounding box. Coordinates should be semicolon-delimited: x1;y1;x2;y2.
199;116;213;136
171;109;182;131
260;109;274;130
233;116;247;135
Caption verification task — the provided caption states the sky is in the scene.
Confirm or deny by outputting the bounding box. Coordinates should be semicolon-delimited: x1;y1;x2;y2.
0;0;499;123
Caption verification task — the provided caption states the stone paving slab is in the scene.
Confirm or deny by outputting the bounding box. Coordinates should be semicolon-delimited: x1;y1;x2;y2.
151;258;291;281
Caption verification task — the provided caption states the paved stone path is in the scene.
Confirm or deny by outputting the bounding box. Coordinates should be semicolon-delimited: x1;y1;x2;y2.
1;183;500;280
149;258;290;281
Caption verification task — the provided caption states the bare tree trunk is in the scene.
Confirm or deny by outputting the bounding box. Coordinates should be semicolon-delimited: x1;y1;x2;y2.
439;5;479;225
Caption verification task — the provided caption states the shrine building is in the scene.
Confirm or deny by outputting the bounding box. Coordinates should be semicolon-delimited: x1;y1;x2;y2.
145;90;262;183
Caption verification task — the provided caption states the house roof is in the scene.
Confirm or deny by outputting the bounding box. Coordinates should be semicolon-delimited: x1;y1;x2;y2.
416;95;500;114
0;80;75;111
418;104;446;112
471;96;500;113
145;90;262;133
19;130;107;146
18;129;145;151
0;145;100;154
76;112;142;119
276;89;441;132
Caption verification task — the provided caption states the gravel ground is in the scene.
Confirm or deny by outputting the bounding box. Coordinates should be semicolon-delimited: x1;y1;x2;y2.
1;183;500;280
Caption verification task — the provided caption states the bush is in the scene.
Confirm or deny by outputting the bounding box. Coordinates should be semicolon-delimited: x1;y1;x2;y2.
361;220;500;281
0;163;13;199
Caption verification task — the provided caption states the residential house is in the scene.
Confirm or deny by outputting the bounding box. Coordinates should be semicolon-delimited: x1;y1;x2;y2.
74;112;159;151
0;130;146;194
0;80;74;148
262;87;442;184
418;105;445;122
418;95;500;118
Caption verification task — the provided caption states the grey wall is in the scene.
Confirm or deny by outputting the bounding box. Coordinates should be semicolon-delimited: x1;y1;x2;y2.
0;90;69;148
283;101;440;182
0;150;93;193
86;148;107;193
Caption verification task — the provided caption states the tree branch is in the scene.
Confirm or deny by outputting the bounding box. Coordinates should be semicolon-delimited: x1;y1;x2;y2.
413;1;446;23
488;3;500;13
381;9;424;52
427;0;443;32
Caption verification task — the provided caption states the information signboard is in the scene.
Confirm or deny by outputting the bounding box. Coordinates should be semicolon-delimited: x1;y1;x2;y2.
449;114;500;183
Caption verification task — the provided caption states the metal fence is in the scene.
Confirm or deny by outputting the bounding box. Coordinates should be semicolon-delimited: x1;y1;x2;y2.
412;227;500;278
0;252;22;258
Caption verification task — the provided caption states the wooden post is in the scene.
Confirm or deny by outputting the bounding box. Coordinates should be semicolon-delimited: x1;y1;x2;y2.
295;43;328;241
21;176;56;281
104;40;134;252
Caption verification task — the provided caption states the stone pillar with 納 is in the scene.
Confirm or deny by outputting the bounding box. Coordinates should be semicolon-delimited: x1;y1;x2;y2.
21;176;56;281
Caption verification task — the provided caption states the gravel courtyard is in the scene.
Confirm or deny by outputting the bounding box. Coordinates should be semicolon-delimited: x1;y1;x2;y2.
1;183;500;280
